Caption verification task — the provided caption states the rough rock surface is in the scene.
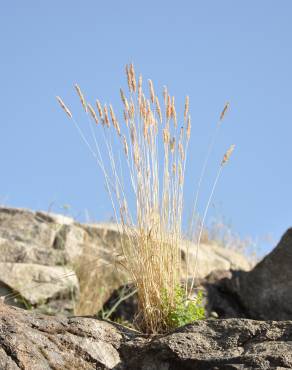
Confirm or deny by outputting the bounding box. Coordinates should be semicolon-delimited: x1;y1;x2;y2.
198;228;292;322
227;228;292;321
0;301;123;370
0;207;126;314
0;206;251;315
0;303;292;370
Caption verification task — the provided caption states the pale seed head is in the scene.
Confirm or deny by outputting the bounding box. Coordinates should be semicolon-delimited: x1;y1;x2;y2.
87;103;99;124
109;104;116;125
163;86;168;106
172;97;177;128
74;84;87;112
56;96;72;118
220;102;230;121
166;95;171;120
138;75;143;104
130;63;136;92
148;79;155;104
184;96;189;122
186;115;191;140
103;105;110;127
163;127;170;144
129;99;135;120
96;99;103;118
115;120;121;136
123;109;129;126
125;64;132;92
221;144;235;166
120;88;126;106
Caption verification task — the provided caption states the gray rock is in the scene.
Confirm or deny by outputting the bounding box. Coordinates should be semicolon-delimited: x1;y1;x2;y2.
0;263;78;314
228;228;292;320
0;301;123;370
0;302;292;370
120;319;292;370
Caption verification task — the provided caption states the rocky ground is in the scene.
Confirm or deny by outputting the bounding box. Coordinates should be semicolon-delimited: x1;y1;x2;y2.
0;302;291;369
0;206;291;369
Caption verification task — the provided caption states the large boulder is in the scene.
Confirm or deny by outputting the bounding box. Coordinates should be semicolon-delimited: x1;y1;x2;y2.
0;302;292;369
121;319;292;370
180;239;251;277
0;207;126;315
191;228;292;321
227;228;292;320
0;301;123;369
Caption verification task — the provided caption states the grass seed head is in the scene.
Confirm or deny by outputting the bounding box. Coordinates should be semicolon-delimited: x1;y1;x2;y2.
163;86;168;106
130;63;136;92
166;95;172;120
163;127;170;144
96;99;103;118
87;103;99;124
103;105;110;127
184;96;189;122
148;79;155;104
125;65;132;92
138;75;143;103
221;144;235;165
74;84;87;112
172;97;177;128
120;88;127;106
56;96;72;118
186;115;191;140
129;99;135;120
220;102;230;121
123;109;129;125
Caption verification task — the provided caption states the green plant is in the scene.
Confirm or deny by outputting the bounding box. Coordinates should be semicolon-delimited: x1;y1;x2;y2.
162;286;205;329
57;64;234;333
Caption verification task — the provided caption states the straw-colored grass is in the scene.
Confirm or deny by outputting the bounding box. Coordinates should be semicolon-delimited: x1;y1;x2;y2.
57;64;234;333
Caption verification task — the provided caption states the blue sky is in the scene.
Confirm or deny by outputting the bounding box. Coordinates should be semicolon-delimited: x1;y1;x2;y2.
1;1;291;255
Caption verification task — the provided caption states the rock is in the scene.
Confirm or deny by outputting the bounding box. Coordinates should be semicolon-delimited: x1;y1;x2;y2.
0;263;78;314
180;239;252;278
189;228;292;322
227;228;292;320
120;318;292;370
0;207;126;315
0;303;292;369
0;301;123;370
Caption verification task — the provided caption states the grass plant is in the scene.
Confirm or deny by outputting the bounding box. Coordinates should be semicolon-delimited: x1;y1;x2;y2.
57;64;234;333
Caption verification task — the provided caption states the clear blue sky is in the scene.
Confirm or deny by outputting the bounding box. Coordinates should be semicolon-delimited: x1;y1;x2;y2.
1;1;291;254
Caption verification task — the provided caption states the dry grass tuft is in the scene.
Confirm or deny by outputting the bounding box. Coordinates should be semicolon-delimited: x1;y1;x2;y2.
57;65;235;333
